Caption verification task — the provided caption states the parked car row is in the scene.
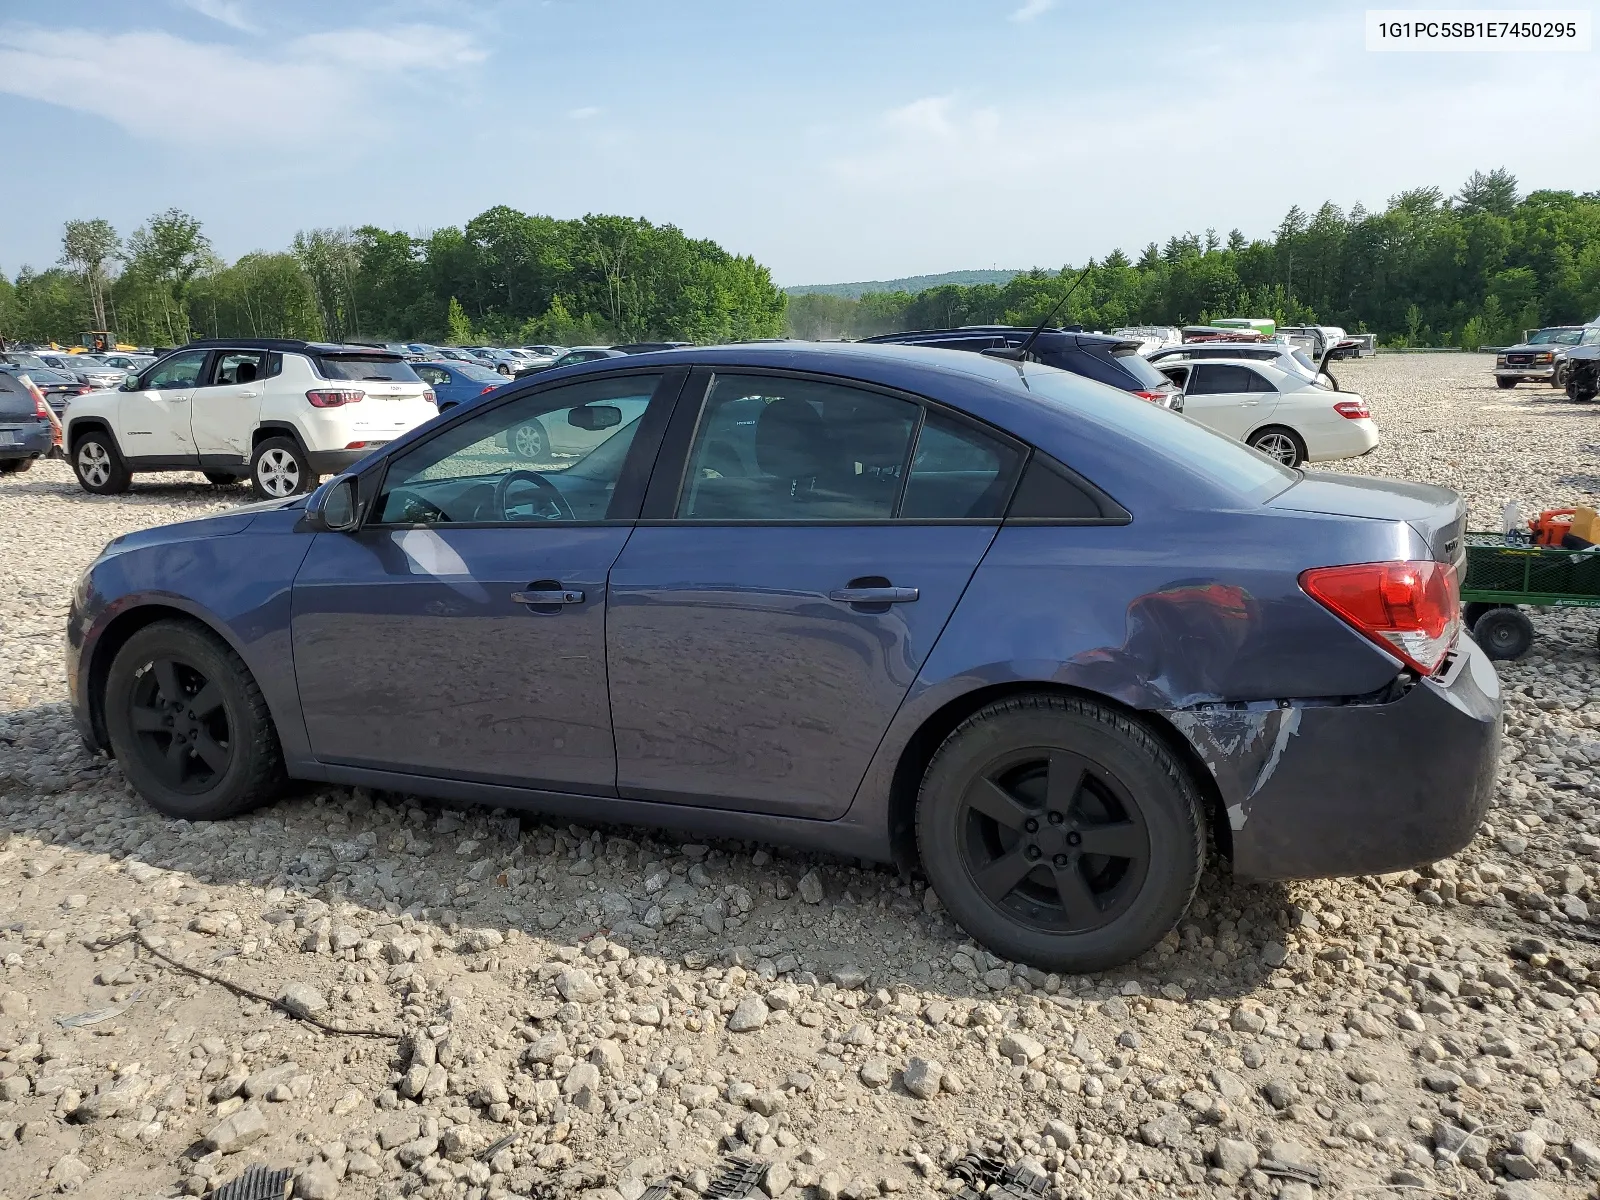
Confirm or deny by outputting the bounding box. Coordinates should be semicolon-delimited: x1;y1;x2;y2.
1494;323;1599;396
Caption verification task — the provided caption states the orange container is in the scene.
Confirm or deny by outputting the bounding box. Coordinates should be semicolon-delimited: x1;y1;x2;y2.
1531;508;1576;546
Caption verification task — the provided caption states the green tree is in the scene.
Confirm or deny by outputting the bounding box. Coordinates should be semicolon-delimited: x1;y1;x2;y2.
445;296;474;344
1455;168;1519;218
125;209;214;344
60;218;121;333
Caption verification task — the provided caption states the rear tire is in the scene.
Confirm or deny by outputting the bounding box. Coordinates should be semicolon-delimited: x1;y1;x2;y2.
1472;606;1534;661
103;620;284;820
203;471;240;487
915;694;1205;974
250;436;316;499
1247;425;1306;468
72;431;131;494
0;458;32;474
510;419;550;462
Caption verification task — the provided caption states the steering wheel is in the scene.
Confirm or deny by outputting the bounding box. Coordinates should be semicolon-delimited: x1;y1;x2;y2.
493;469;573;522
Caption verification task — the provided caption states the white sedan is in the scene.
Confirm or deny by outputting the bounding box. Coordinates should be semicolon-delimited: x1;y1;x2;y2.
1152;356;1378;467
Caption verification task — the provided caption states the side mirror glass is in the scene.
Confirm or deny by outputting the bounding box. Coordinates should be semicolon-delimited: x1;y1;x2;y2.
310;475;359;532
568;404;621;431
121;374;141;391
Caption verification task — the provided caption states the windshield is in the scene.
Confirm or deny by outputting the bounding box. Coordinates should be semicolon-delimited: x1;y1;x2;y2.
1583;327;1600;346
316;355;421;382
5;355;49;370
1015;363;1297;498
1288;349;1320;379
1110;348;1172;390
1529;328;1582;345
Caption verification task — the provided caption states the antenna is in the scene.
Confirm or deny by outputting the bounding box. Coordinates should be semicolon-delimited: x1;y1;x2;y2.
985;263;1094;362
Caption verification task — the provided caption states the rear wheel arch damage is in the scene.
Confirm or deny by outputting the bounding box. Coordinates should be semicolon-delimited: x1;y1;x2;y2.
886;681;1232;880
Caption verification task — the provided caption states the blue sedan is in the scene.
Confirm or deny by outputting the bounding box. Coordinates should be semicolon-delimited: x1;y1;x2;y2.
65;343;1500;970
411;360;510;410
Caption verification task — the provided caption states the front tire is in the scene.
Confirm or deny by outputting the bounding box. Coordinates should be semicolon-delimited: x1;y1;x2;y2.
73;431;131;494
103;620;284;820
1247;425;1306;468
0;458;33;474
250;437;316;499
916;694;1205;974
1472;606;1534;661
1496;377;1517;389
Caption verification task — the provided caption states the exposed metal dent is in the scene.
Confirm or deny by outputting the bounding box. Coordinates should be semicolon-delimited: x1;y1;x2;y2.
1167;704;1303;830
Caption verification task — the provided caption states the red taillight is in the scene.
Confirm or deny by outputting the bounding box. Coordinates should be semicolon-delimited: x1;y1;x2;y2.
33;394;50;419
345;441;377;450
1300;560;1459;676
306;389;364;408
480;385;497;395
1333;399;1371;419
423;387;436;405
1132;390;1168;404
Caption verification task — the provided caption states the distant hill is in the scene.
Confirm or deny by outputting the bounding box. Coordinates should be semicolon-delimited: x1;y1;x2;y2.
786;269;1045;299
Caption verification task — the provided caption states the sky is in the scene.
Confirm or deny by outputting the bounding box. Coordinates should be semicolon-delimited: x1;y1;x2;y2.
2;0;1599;286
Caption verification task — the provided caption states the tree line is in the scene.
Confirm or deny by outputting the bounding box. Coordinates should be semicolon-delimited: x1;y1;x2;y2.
786;170;1600;349
5;170;1599;352
0;206;788;349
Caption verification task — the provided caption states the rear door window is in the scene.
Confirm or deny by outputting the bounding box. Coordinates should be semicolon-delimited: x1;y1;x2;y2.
209;350;268;386
677;374;918;520
1245;368;1279;393
1186;364;1256;395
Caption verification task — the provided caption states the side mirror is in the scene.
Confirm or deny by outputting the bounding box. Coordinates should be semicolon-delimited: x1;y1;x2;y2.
120;374;141;391
307;474;360;532
569;404;621;431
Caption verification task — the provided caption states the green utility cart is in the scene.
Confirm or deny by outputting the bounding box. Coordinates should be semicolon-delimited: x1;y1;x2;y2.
1461;531;1600;659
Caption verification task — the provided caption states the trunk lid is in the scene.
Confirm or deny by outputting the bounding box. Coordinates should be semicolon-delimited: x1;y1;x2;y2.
1266;470;1466;571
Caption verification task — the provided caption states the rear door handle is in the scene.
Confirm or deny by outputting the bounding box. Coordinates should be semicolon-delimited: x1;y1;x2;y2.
511;588;585;606
239;390;259;398
829;586;919;604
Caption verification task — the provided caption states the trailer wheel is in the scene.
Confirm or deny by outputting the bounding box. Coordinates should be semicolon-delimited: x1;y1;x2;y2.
1463;602;1494;631
1473;606;1533;661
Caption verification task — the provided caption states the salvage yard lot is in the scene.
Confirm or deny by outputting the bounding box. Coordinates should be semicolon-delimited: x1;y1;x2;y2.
1;351;1599;1199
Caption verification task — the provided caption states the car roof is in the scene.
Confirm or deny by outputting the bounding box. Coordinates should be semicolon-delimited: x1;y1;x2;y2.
179;338;407;358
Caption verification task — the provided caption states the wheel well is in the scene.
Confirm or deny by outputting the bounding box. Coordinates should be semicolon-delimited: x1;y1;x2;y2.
885;681;1232;876
85;606;214;754
66;419;113;453
252;424;306;452
1245;422;1304;447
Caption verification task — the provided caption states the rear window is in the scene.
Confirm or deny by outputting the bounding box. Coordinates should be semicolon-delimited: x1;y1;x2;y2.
1109;348;1171;390
315;355;421;383
454;363;506;383
1014;363;1296;499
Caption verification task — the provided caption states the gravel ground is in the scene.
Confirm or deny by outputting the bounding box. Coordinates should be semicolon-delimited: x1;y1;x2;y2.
1;352;1599;1200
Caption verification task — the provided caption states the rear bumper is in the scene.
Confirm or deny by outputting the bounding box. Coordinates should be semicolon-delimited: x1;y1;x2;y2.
1166;636;1501;880
0;424;55;459
1305;417;1380;463
307;446;386;475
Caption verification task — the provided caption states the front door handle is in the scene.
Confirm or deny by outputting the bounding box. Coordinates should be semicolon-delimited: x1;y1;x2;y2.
829;586;919;604
511;588;585;606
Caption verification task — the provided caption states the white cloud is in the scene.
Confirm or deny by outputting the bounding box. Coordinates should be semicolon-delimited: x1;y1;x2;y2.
567;105;602;120
810;18;1600;280
1009;0;1056;23
0;23;484;143
179;0;258;34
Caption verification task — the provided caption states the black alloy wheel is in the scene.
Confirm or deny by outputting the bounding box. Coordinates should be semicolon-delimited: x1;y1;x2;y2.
917;694;1205;973
957;748;1149;934
126;656;234;794
104;620;284;819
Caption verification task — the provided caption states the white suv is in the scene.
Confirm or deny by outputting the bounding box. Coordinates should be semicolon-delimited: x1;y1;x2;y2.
64;339;438;499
